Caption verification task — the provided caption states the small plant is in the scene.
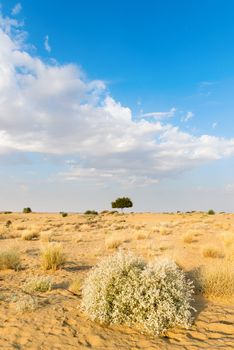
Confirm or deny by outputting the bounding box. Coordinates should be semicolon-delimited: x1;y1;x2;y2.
60;212;68;217
23;207;32;214
22;276;52;293
202;246;221;258
105;237;121;249
207;209;215;215
5;220;12;228
111;197;133;212
84;210;98;215
0;247;21;270
69;278;82;294
183;232;194;244
15;295;39;312
82;251;194;335
21;229;40;241
41;243;66;270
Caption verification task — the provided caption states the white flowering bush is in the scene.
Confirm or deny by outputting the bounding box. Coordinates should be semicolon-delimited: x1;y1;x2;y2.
82;251;195;335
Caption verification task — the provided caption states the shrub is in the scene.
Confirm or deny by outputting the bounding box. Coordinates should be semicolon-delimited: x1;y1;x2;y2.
23;207;32;214
5;220;12;228
0;248;21;270
41;243;66;270
84;210;98;215
15;295;39;312
82;251;194;335
207;209;215;215
60;212;68;217
69;278;82;294
22;276;52;293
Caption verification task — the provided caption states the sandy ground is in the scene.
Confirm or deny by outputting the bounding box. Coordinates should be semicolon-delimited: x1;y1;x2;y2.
0;211;233;349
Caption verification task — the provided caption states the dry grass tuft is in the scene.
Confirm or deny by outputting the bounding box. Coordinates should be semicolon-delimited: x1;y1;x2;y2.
134;231;149;240
183;232;194;244
105;237;121;249
201;246;222;258
41;243;66;270
197;259;234;298
21;229;40;241
0;247;21;270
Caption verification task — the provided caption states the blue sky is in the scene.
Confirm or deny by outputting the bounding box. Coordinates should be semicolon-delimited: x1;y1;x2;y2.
0;1;234;212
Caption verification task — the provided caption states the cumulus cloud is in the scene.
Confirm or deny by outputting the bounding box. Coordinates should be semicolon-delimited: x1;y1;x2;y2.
0;14;234;185
44;35;51;53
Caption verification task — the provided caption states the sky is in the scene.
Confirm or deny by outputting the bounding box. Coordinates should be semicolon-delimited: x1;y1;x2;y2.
0;0;234;212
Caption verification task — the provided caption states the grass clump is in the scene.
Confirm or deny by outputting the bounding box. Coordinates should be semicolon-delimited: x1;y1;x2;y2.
41;243;66;270
197;259;234;298
21;229;40;241
22;276;52;293
105;237;121;249
183;232;194;244
202;246;222;258
0;248;21;270
82;251;195;335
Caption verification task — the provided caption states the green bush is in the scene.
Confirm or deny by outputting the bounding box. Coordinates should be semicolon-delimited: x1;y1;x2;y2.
60;212;68;217
82;251;195;335
23;207;32;214
207;209;215;215
84;210;98;215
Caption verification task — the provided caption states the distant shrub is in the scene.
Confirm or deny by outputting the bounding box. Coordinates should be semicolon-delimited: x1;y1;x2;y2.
22;276;52;293
207;209;215;215
5;220;12;228
84;210;98;215
41;243;66;270
82;251;194;335
23;207;32;214
4;211;12;214
0;248;21;270
60;212;68;217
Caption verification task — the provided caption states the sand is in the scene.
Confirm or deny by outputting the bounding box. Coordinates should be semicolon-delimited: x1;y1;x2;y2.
0;211;233;349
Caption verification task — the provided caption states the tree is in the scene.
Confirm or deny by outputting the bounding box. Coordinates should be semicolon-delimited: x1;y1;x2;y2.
111;197;133;212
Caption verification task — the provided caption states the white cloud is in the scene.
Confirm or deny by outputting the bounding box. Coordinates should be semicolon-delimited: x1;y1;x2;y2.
212;122;217;129
44;35;51;53
0;15;234;186
181;111;194;122
141;107;176;119
11;3;22;16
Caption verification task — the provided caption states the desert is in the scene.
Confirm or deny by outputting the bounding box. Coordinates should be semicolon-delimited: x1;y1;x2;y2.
0;210;233;349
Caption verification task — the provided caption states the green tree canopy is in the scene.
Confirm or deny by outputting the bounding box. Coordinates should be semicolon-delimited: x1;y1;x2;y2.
111;197;133;212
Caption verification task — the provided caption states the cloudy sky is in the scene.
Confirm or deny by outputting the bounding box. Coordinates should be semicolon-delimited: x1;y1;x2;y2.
0;1;234;212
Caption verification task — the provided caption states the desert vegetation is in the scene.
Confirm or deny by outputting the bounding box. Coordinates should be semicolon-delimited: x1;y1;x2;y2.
0;211;233;349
